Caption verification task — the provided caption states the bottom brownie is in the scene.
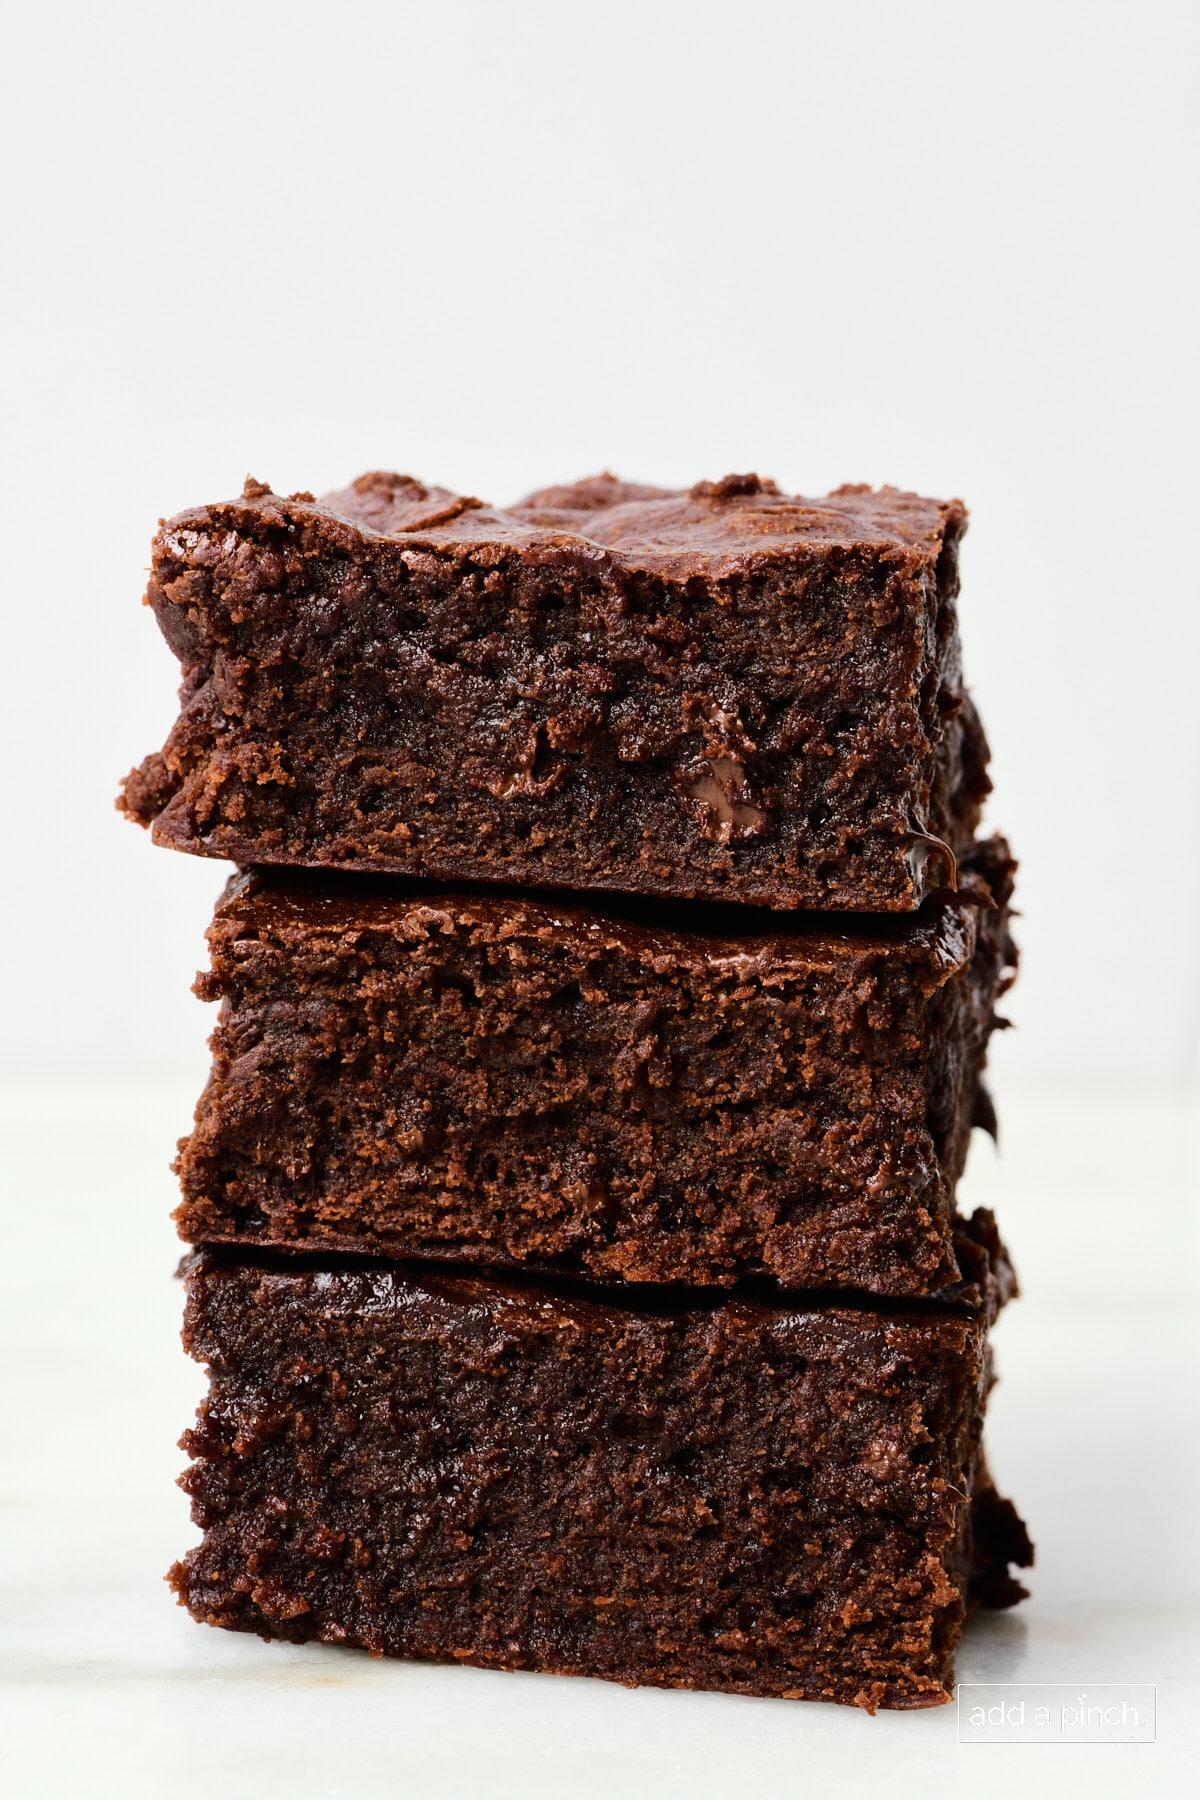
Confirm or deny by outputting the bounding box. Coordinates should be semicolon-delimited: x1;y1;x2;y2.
170;1253;1031;1711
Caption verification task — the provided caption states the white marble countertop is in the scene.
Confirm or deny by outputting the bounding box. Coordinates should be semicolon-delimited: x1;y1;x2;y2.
1;1078;1196;1798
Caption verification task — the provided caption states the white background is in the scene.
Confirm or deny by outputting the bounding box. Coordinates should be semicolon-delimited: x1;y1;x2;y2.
1;0;1198;1085
1;3;1197;1797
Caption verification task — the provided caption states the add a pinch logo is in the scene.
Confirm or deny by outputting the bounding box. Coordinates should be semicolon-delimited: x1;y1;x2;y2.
957;1684;1156;1743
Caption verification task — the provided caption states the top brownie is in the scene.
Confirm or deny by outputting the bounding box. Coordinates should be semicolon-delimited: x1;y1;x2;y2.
120;471;990;910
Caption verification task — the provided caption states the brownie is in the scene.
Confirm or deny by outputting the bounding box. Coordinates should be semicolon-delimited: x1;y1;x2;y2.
120;471;991;911
170;1251;1030;1711
173;837;1015;1295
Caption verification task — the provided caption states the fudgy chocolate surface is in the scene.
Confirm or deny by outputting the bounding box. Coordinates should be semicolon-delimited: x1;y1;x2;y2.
175;839;1015;1294
170;1252;1030;1710
120;471;990;911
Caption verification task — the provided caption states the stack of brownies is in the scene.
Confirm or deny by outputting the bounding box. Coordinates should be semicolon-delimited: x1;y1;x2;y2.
121;468;1032;1711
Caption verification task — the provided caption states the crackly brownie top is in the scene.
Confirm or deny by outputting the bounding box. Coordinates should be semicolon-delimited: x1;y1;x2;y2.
180;1243;994;1337
186;470;966;582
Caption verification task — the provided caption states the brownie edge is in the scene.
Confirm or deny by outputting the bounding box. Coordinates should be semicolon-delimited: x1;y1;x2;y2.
170;1253;1030;1711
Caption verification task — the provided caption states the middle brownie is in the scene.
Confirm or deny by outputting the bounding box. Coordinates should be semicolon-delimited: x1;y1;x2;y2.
177;837;1014;1295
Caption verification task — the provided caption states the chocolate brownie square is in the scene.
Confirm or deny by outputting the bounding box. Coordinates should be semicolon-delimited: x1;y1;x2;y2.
174;839;1015;1296
170;1251;1030;1710
121;471;990;911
